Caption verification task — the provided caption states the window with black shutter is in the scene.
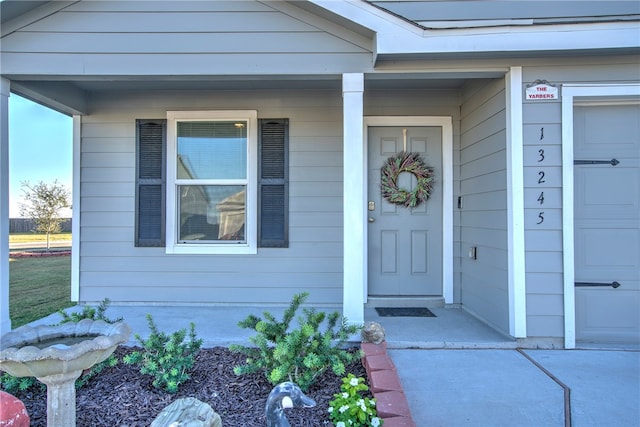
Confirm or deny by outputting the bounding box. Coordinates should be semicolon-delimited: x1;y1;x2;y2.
258;119;288;248
135;119;166;247
135;117;288;250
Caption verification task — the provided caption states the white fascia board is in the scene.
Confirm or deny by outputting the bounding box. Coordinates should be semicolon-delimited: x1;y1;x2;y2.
310;2;639;56
309;0;422;36
1;1;76;37
377;22;640;56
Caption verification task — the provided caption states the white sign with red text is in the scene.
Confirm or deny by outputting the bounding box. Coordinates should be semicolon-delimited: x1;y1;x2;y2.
526;83;558;100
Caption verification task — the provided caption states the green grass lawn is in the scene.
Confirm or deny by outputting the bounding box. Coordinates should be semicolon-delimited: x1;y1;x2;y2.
9;256;74;328
9;232;72;243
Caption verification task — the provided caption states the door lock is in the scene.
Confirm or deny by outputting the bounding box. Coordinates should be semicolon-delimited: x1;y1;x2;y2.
368;201;375;211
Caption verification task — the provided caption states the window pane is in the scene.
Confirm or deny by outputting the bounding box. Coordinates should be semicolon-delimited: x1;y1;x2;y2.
178;185;246;242
177;121;247;179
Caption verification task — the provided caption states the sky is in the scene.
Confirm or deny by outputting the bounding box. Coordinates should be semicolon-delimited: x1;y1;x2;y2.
8;94;73;217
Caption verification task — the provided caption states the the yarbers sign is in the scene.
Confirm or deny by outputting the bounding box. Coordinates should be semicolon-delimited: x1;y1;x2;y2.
526;81;559;100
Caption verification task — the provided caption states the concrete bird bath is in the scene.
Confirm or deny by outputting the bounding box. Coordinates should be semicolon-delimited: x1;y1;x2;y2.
0;319;130;427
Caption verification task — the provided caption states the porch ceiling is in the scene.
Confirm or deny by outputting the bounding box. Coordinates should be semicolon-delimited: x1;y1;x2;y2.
9;72;496;115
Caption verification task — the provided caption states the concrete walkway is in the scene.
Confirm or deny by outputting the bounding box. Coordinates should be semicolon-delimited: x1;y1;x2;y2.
26;304;640;426
390;348;639;427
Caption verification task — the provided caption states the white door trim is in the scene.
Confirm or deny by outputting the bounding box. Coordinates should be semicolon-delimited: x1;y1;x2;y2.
363;116;454;303
561;83;640;349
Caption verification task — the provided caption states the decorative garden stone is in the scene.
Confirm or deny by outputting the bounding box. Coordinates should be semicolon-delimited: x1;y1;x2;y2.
0;390;30;427
151;397;221;427
361;321;385;344
265;382;316;427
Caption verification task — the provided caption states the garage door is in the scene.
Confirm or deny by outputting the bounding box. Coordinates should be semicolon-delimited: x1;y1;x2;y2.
574;103;639;344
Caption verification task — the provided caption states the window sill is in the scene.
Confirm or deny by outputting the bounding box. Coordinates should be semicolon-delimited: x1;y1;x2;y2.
165;243;257;255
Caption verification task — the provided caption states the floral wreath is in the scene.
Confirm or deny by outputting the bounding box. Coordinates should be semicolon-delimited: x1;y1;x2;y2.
380;151;434;208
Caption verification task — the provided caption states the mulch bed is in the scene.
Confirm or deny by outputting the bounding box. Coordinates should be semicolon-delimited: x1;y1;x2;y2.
12;346;367;427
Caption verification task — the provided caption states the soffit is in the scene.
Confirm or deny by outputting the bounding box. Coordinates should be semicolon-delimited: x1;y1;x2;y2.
367;1;640;29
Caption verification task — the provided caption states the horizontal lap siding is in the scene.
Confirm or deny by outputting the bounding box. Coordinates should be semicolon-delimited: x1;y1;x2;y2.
520;60;640;338
2;1;372;75
79;90;344;305
459;79;509;334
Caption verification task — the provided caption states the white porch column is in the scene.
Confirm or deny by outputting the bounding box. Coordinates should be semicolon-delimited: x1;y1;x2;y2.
342;73;365;325
1;78;11;335
506;67;527;338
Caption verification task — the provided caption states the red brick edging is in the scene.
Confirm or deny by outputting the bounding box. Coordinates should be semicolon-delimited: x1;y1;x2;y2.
362;342;416;427
9;250;70;258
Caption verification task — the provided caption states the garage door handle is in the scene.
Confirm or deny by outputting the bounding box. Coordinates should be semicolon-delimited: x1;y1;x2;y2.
575;281;621;288
573;158;619;166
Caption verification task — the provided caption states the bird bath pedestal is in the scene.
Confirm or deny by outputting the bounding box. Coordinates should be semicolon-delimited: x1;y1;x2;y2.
0;319;130;427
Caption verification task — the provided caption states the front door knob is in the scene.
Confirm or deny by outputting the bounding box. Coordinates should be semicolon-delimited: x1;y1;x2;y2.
368;217;375;223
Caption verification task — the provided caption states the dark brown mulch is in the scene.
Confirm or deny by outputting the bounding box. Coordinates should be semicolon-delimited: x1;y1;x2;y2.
13;346;367;427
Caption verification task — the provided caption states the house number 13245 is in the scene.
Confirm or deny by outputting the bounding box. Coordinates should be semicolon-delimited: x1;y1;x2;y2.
537;127;545;224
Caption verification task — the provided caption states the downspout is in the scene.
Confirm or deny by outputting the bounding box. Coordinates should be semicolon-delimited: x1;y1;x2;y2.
1;78;11;335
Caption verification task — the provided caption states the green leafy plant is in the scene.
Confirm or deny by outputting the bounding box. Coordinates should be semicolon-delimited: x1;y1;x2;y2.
230;292;362;391
75;354;119;389
0;373;44;394
328;374;382;427
123;314;203;393
57;298;123;324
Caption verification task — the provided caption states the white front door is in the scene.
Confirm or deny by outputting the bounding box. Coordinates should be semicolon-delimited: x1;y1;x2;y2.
574;103;640;344
367;126;443;296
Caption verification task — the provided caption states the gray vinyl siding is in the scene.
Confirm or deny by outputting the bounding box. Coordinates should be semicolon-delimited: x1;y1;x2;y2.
521;60;640;338
79;88;464;306
459;79;509;334
1;0;373;76
79;89;345;305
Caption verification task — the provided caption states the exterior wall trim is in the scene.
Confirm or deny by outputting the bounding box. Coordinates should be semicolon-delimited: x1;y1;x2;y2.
71;115;81;301
561;83;640;349
0;77;10;335
363;116;454;303
506;66;527;338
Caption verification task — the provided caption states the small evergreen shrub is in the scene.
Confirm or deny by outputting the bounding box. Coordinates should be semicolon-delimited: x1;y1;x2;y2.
0;373;44;394
230;292;362;391
123;314;203;393
57;298;123;324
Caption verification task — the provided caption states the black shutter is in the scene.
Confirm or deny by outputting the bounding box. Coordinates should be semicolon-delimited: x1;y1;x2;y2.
135;119;166;247
258;119;288;248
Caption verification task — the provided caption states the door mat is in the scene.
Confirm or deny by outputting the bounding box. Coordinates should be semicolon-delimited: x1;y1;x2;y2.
375;307;436;317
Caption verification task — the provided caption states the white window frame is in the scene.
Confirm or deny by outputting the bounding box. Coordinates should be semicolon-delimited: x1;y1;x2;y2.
166;110;258;254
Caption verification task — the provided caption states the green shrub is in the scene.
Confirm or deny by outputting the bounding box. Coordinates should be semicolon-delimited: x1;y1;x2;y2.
0;373;44;394
230;292;362;391
57;298;123;324
123;314;203;393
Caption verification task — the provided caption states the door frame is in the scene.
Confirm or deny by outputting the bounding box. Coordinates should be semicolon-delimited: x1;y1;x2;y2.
363;116;454;303
561;83;640;349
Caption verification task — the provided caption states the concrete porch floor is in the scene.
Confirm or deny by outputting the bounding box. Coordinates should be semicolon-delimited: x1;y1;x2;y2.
21;304;640;426
29;304;517;349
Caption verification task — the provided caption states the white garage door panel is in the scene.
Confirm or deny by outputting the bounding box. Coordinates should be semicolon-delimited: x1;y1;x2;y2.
576;289;640;342
574;103;640;345
575;225;639;280
576;168;639;217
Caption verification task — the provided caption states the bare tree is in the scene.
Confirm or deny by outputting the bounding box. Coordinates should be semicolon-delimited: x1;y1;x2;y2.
19;180;70;251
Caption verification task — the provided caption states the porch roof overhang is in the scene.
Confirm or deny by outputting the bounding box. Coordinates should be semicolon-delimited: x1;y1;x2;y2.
2;0;638;115
309;0;640;64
